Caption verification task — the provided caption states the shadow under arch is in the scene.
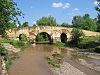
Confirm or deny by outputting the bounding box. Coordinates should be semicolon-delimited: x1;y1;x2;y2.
19;34;28;41
60;33;67;43
35;32;53;44
19;34;25;40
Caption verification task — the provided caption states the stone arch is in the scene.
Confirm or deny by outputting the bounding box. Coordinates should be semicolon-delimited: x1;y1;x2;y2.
35;32;53;44
60;33;67;43
19;34;27;41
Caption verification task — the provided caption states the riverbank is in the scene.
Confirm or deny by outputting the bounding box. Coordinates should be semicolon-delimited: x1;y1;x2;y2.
44;44;100;75
0;43;21;75
53;46;100;74
51;62;86;75
4;44;100;75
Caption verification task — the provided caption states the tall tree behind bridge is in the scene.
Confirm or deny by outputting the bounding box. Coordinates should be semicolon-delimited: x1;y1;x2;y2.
72;14;97;31
36;16;57;26
60;22;72;28
95;0;100;32
0;0;22;37
22;22;29;27
80;14;97;31
72;16;83;28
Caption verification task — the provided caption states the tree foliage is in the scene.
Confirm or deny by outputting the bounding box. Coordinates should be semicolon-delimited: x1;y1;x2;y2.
95;0;100;32
22;22;28;27
72;16;83;28
60;22;72;27
95;0;100;12
71;28;84;45
0;0;22;37
36;16;57;26
72;14;97;31
81;15;97;31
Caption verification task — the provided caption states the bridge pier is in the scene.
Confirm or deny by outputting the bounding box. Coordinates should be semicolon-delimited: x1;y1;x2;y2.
31;39;36;45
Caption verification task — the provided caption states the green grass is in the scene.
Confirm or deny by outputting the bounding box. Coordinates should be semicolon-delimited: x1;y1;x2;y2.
11;40;25;48
46;52;63;68
0;38;12;43
80;36;100;44
54;41;66;47
0;38;31;48
5;59;12;70
10;53;20;60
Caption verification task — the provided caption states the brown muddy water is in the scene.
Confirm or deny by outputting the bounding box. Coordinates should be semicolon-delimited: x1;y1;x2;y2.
8;44;100;75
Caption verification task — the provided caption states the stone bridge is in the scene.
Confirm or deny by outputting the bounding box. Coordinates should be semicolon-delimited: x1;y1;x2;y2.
6;26;100;43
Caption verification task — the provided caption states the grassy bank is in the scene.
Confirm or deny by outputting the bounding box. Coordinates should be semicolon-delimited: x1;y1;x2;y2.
0;38;31;70
80;36;100;44
76;36;100;53
53;41;66;47
0;38;31;48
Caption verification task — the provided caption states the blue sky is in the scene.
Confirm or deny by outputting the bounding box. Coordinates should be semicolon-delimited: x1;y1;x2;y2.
14;0;98;25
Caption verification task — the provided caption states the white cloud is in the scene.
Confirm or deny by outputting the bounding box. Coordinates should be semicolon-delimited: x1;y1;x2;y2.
63;3;71;9
73;8;79;11
52;2;71;9
52;2;63;8
94;1;99;6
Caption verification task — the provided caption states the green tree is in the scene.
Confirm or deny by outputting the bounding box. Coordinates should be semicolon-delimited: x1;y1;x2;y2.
8;21;17;29
95;0;100;12
0;0;22;37
36;16;57;26
22;22;28;27
95;0;100;32
72;14;97;31
61;22;72;27
83;14;90;19
81;14;97;31
72;16;83;28
71;28;84;45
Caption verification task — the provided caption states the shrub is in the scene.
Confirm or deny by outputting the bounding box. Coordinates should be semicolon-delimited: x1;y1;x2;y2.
71;28;84;45
94;46;100;53
11;40;25;48
10;53;20;60
5;59;12;69
47;52;62;68
1;38;13;43
54;41;66;47
26;41;31;46
0;44;7;56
